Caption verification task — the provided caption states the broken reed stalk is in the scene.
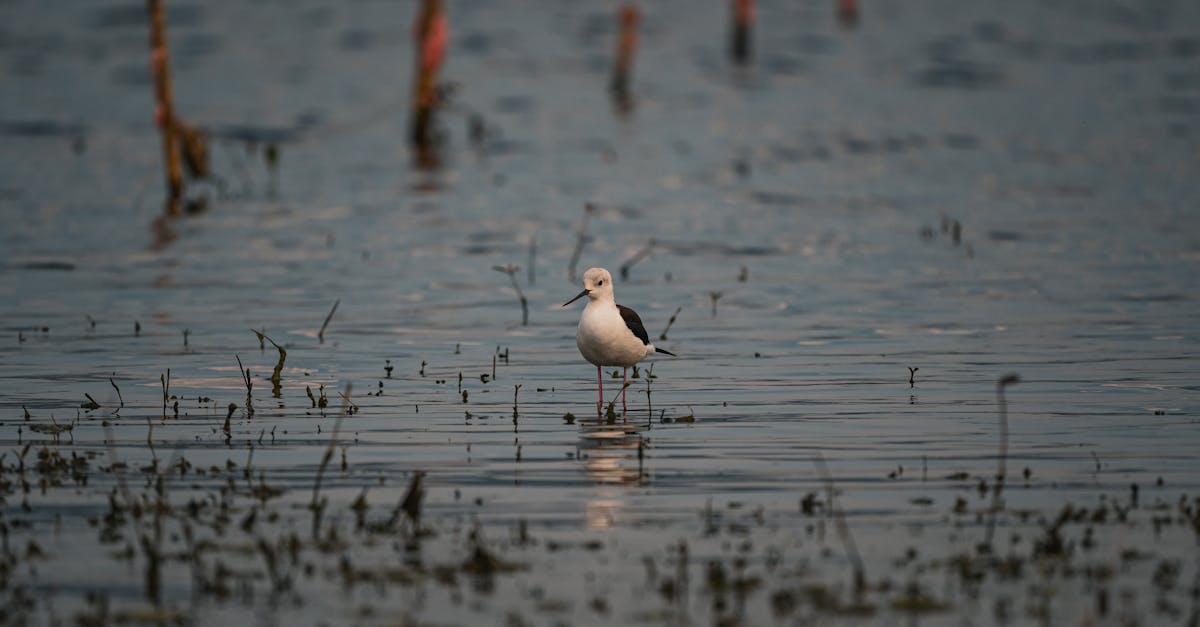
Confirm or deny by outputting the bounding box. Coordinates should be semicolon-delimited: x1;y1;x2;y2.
318;299;340;344
730;0;754;64
311;384;351;540
983;373;1021;552
814;453;866;605
568;203;594;283
252;329;287;398
492;264;528;326
658;306;682;341
618;238;655;280
610;4;640;110
409;0;447;148
235;355;254;416
147;0;181;215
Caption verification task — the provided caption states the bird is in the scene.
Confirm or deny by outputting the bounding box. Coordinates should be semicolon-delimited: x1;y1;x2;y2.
563;267;675;414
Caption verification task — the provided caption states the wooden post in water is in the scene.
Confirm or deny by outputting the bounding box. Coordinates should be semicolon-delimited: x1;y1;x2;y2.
410;0;447;149
610;4;640;111
730;0;754;64
147;0;182;215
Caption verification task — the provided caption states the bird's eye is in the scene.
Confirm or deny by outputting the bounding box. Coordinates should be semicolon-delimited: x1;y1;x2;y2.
597;279;604;286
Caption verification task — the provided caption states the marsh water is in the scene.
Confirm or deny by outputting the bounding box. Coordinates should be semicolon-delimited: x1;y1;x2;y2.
1;1;1199;625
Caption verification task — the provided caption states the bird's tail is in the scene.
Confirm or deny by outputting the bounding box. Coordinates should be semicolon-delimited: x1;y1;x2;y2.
655;347;676;357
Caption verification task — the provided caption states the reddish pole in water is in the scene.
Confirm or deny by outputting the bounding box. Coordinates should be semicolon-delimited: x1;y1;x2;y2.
610;4;640;107
147;0;181;216
730;0;754;64
838;0;859;27
410;0;447;148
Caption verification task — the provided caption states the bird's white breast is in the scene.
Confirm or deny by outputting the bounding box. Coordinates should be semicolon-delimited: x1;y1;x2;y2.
576;302;652;367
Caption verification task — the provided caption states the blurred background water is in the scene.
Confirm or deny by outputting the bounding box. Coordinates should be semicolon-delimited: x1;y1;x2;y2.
0;1;1198;625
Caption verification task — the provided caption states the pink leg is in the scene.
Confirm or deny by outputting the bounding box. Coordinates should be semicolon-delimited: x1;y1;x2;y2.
622;367;628;417
597;365;603;414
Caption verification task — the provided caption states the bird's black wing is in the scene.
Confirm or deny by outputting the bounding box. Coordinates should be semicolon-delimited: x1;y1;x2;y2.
617;304;651;346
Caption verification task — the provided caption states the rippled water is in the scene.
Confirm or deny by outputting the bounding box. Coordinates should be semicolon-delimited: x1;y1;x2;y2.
1;1;1198;625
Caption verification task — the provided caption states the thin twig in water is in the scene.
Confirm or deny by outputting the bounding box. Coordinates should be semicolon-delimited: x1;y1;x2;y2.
814;452;867;606
318;299;340;344
982;373;1020;553
109;377;124;407
493;264;528;326
619;238;655;280
709;292;723;318
659;306;682;341
567;203;594;283
908;367;919;388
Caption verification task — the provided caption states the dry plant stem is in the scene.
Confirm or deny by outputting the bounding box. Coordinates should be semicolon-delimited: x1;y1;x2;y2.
492;265;528;326
568;203;594;282
252;329;287;398
318;300;340;344
236;355;254;416
147;0;181;215
659;307;682;341
983;373;1021;552
814;452;866;604
109;377;124;407
619;239;655;280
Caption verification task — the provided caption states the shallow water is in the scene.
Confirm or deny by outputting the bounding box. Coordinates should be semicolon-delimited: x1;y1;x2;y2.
1;0;1198;625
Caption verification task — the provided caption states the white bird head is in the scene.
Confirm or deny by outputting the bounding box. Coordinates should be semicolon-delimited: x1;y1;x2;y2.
562;267;614;306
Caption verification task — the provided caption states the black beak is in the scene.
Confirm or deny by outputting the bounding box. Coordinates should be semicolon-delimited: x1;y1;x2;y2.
562;289;590;307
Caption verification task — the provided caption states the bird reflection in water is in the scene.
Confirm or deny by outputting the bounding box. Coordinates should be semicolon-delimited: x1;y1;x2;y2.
578;420;648;529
